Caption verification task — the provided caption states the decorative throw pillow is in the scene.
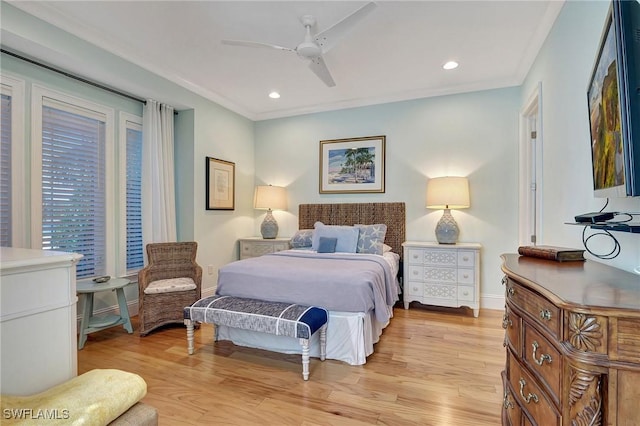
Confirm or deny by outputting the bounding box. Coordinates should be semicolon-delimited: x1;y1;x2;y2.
354;224;388;255
312;222;360;253
290;229;313;248
383;243;393;253
317;237;338;253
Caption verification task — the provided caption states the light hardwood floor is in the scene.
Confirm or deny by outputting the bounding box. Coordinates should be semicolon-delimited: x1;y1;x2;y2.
78;305;505;425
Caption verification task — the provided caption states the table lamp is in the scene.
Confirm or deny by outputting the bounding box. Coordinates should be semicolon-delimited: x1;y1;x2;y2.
254;185;287;239
426;176;470;244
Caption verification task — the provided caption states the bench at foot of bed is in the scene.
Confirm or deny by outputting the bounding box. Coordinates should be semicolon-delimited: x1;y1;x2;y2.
184;295;328;380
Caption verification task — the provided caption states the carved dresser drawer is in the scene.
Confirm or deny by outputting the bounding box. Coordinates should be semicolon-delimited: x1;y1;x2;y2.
523;323;562;404
500;254;640;426
506;278;560;339
507;349;560;426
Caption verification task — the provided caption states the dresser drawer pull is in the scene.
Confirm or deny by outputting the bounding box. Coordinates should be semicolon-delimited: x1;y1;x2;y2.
539;309;552;321
501;276;508;286
518;378;539;404
507;287;515;296
532;341;552;365
502;314;512;329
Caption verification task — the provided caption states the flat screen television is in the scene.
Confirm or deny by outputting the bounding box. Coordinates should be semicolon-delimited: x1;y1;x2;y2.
587;0;640;197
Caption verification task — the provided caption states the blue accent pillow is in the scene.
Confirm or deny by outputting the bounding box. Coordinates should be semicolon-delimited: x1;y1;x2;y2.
317;237;337;253
290;229;313;248
355;223;388;255
312;222;360;253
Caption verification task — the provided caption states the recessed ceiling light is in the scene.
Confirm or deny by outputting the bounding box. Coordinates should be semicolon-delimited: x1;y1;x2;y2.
443;61;459;70
269;91;280;99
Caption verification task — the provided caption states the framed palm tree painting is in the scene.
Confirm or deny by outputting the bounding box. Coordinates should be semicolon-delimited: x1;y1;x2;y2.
319;135;385;194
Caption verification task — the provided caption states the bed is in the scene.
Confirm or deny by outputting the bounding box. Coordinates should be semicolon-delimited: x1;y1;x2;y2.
215;202;405;365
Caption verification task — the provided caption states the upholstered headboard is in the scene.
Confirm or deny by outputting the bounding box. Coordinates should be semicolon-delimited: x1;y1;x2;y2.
298;202;406;259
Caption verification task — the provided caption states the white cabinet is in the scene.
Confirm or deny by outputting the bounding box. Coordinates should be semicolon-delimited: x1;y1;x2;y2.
402;242;480;317
239;237;290;260
0;247;82;395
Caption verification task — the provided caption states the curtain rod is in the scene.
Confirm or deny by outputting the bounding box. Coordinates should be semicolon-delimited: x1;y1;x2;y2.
2;48;149;105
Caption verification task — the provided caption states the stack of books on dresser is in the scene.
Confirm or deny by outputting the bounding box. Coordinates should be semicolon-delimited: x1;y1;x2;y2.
517;245;585;262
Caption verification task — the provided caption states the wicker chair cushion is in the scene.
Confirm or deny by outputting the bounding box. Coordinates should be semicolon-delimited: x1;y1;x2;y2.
143;277;196;294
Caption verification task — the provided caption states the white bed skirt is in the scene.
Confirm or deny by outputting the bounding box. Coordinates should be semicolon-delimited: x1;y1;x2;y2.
215;308;392;366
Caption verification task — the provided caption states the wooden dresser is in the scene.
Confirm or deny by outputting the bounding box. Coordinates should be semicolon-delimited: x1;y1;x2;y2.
500;254;640;426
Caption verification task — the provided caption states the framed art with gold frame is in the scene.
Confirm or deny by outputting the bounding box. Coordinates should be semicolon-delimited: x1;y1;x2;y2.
319;135;385;194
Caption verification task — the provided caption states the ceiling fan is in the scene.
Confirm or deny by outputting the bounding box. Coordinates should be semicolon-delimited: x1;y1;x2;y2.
221;2;377;87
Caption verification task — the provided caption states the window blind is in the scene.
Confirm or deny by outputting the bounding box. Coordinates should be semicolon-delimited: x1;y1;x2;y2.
0;93;11;247
126;125;143;270
41;105;106;278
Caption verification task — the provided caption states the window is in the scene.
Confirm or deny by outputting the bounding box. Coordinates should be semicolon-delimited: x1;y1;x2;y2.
0;75;26;248
0;93;12;247
32;85;115;279
121;113;143;272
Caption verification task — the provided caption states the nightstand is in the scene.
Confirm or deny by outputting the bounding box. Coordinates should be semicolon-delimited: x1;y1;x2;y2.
402;241;481;317
239;237;290;259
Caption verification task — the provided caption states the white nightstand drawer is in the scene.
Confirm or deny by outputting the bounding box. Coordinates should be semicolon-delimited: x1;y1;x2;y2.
407;249;425;264
458;251;475;267
457;268;474;284
424;249;457;267
408;265;424;280
405;281;424;297
239;238;290;259
424;267;457;284
458;286;475;302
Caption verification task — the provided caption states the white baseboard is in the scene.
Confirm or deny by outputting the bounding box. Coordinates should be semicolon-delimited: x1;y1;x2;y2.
481;293;505;311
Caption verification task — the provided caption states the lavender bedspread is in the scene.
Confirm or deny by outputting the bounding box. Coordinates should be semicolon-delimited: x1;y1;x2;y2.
216;250;399;324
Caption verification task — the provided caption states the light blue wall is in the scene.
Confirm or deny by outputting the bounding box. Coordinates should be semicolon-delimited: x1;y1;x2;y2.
256;88;522;306
521;0;639;274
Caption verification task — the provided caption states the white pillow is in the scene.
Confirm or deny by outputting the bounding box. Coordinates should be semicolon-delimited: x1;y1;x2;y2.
312;222;360;253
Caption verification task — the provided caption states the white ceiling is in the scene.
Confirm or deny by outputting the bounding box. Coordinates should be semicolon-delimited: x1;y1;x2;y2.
6;1;564;121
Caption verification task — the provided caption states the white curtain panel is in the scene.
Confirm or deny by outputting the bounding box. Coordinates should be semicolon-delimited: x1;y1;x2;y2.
142;99;177;248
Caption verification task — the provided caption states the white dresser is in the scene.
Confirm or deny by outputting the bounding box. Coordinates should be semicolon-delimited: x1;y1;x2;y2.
239;237;290;259
402;241;480;317
0;247;82;395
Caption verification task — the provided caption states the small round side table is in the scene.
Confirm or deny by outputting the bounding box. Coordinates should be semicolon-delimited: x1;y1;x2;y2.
76;277;134;349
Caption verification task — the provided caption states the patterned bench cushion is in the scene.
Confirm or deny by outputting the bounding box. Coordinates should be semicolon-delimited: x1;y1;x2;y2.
184;295;328;340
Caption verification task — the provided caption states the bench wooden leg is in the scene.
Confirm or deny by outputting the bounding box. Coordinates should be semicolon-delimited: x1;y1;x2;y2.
184;319;194;355
300;338;310;381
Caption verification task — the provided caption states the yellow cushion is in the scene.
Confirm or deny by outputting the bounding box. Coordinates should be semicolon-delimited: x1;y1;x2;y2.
0;369;147;426
143;277;196;294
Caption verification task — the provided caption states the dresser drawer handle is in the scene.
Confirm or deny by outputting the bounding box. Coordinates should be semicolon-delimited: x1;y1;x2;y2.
462;256;469;262
532;341;552;366
539;309;552;321
507;287;515;296
502;314;512;329
501;276;508;286
519;378;539;404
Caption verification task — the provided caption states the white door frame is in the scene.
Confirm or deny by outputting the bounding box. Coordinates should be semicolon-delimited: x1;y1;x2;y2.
519;82;543;246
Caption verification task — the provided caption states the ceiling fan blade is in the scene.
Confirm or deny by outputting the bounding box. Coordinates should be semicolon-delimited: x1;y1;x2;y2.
308;56;336;87
222;39;295;52
314;2;377;53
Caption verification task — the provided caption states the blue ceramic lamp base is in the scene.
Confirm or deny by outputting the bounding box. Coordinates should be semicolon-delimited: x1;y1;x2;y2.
435;208;459;244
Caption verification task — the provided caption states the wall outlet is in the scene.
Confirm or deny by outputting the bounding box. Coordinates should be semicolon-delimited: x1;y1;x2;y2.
208;265;214;275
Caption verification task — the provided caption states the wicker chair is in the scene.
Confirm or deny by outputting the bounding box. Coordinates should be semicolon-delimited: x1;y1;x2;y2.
138;242;202;336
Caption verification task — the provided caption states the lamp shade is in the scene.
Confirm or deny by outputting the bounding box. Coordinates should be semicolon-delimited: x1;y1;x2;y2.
254;185;287;211
426;176;470;209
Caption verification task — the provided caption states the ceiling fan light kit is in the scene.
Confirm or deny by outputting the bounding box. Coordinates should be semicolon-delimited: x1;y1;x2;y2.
221;2;377;87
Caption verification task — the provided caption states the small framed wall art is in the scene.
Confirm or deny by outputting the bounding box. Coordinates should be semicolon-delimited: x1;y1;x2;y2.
319;135;386;194
206;157;235;210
